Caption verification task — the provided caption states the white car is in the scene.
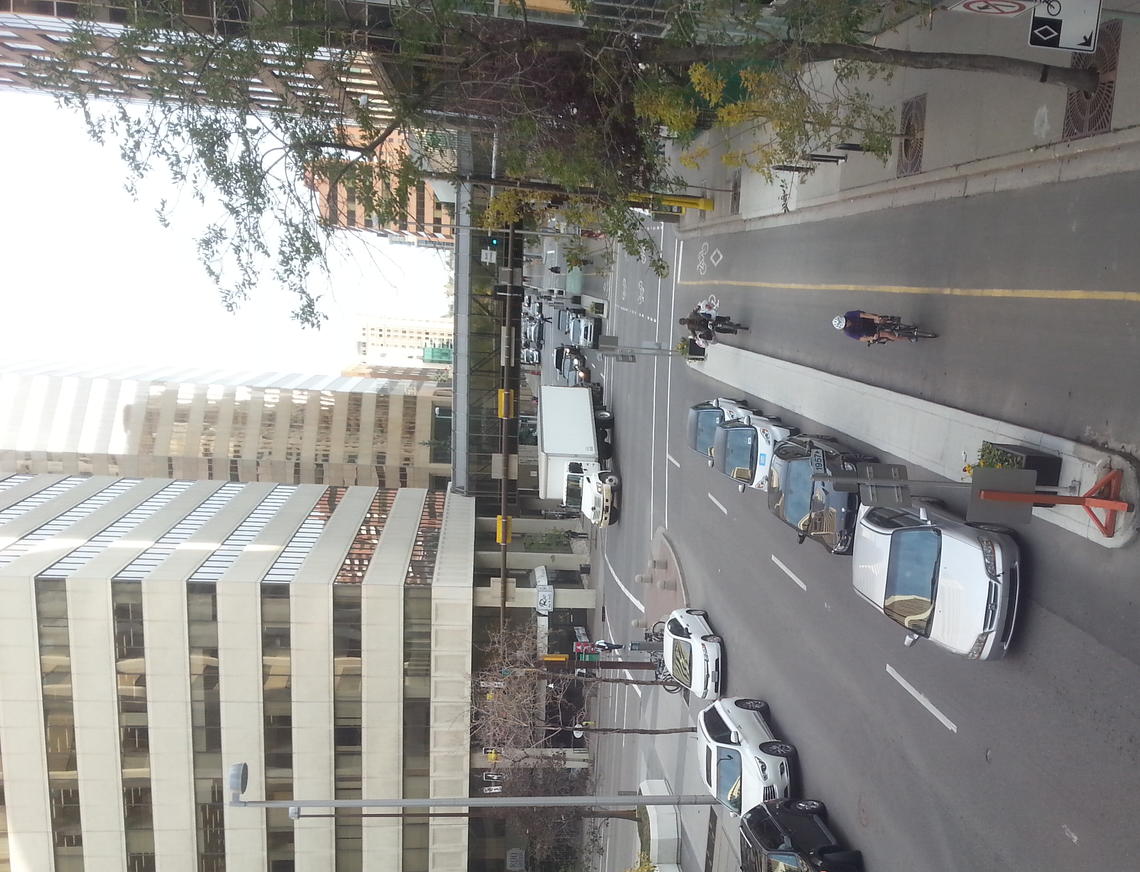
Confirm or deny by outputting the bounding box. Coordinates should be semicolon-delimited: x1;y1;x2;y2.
710;413;798;492
851;502;1021;660
660;608;722;699
695;697;796;816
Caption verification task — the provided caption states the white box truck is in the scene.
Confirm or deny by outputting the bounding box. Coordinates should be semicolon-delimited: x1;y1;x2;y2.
537;385;619;526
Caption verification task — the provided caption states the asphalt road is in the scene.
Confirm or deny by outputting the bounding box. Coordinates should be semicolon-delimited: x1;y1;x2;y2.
575;177;1140;872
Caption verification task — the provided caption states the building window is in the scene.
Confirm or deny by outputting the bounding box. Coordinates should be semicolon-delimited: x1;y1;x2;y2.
36;580;84;869
333;586;363;870
187;583;224;872
261;584;294;868
114;581;155;872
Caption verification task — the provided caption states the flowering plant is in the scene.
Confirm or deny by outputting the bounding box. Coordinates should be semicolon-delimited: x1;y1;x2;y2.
962;442;1024;475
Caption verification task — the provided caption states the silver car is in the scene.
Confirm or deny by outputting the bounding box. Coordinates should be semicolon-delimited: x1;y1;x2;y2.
695;697;796;816
851;502;1021;660
710;413;798;492
686;398;756;457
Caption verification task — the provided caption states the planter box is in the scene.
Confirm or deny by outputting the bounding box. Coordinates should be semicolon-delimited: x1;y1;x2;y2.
684;339;706;359
983;442;1061;488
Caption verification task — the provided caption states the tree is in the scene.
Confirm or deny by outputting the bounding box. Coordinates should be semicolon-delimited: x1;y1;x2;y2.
12;0;1100;318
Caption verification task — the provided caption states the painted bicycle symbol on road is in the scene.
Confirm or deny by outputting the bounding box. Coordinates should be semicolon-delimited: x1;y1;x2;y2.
637;280;646;304
696;242;710;275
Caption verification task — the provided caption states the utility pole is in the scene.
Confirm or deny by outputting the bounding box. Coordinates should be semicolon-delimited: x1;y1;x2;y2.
229;760;716;817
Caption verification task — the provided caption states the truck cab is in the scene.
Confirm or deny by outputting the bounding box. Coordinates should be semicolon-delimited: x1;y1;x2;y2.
566;463;619;527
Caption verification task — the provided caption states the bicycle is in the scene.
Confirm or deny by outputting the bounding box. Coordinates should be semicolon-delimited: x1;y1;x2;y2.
649;650;684;694
869;315;938;344
645;621;666;643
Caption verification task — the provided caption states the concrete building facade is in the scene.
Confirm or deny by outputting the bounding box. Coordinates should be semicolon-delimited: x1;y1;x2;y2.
356;318;455;368
0;472;475;872
0;363;453;489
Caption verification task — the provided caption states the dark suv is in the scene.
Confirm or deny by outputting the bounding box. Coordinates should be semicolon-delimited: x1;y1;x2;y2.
740;799;863;872
766;435;876;555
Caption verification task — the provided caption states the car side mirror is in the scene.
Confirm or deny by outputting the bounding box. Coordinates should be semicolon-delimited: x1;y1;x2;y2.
707;458;714;468
729;730;741;744
738;483;747;494
796;533;807;544
904;633;919;648
919;506;930;523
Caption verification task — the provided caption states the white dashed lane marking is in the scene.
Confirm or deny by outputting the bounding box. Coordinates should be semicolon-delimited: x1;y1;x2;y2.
886;664;958;733
770;555;807;591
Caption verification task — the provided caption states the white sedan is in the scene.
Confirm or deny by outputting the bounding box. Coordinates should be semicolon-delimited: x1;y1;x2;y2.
695;697;796;816
660;608;722;699
851;502;1021;660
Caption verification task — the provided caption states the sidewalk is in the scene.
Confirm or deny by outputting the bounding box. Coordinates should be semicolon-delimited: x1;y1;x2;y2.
693;345;1138;546
590;531;743;872
670;4;1140;233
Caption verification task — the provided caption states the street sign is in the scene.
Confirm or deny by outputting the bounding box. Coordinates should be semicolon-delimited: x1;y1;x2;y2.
855;462;911;508
1029;0;1101;52
535;582;554;616
967;467;1038;525
480;247;497;265
952;0;1031;14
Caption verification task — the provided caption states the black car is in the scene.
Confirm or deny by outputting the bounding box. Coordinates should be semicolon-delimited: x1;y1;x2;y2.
766;434;876;555
740;799;863;872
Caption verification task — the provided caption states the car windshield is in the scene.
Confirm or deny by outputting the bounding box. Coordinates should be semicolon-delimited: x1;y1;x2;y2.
884;527;942;636
764;852;804;872
565;475;583;508
670;639;693;688
720;428;757;479
713;748;744;812
775;458;814;525
691;408;724;454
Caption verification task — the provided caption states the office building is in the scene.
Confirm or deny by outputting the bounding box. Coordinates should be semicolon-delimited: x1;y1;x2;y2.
0;362;453;489
0;472;475;872
356;319;455;368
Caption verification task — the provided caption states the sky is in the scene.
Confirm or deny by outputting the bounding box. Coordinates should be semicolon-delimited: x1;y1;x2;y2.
0;90;454;375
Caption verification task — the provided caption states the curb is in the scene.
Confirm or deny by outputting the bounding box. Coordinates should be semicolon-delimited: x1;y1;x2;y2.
691;347;1137;548
681;124;1140;240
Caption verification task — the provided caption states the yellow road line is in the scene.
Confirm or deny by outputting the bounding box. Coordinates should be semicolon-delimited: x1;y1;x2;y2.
677;277;1140;303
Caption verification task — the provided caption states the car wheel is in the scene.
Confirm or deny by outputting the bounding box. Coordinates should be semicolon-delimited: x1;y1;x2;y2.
686;608;708;617
790;799;826;815
734;699;769;716
595;409;613;422
602;474;619;487
759;740;796;758
817;847;863;870
701;634;722;644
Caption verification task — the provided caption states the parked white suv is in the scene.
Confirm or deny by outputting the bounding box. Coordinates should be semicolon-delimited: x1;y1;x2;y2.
695;697;796;815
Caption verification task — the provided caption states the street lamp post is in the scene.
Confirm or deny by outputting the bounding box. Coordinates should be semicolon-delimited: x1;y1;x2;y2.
227;763;716;817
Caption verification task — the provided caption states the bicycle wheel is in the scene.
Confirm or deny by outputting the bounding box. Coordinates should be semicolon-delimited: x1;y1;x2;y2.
645;621;666;643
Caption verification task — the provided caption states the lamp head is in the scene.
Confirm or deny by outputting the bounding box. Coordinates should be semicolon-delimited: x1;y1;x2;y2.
227;763;249;805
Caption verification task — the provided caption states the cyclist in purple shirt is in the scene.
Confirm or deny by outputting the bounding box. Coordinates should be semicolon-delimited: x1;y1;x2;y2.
833;311;906;343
